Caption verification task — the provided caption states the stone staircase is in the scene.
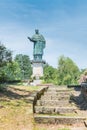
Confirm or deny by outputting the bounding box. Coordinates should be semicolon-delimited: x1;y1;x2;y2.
34;86;87;126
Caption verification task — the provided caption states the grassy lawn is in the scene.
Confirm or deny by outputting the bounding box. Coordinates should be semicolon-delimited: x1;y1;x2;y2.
0;84;44;130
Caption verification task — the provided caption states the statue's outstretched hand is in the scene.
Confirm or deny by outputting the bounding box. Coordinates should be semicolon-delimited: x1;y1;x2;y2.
28;37;32;41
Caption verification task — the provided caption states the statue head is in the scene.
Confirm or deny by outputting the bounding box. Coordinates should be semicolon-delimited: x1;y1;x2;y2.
35;29;39;34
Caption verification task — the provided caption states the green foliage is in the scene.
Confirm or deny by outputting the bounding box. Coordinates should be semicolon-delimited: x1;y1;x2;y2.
0;62;21;82
0;84;7;92
0;44;32;82
0;43;12;82
43;64;57;84
43;56;80;85
0;43;12;67
0;67;6;81
57;55;80;85
15;54;32;80
4;61;22;81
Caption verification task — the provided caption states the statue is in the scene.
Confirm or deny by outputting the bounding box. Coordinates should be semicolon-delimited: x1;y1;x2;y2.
28;29;46;61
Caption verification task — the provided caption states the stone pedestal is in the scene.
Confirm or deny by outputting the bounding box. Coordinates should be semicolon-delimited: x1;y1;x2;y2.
31;60;45;78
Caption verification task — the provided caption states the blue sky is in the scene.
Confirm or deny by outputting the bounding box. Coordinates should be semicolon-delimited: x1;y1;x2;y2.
0;0;87;69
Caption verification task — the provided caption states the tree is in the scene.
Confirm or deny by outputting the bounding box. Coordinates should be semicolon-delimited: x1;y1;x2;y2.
0;43;12;82
57;55;80;85
15;54;32;79
4;62;21;81
0;43;12;67
43;64;57;84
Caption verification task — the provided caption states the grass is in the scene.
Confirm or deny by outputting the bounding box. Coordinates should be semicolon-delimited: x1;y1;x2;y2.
33;124;71;130
34;128;47;130
9;84;44;91
58;128;70;130
0;84;44;130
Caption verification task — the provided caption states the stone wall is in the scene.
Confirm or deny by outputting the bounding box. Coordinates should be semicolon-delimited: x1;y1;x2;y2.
29;86;48;112
81;82;87;101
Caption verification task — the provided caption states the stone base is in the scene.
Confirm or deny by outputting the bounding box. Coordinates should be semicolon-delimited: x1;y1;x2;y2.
31;60;46;78
33;79;42;85
30;80;42;86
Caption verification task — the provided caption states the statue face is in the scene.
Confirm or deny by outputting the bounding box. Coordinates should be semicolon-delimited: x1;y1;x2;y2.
35;29;39;34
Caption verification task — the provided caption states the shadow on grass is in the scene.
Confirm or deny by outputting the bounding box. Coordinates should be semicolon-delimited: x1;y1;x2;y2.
0;84;36;103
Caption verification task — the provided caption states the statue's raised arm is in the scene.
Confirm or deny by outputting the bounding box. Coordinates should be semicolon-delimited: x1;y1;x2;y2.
27;36;36;42
28;29;46;61
27;36;32;41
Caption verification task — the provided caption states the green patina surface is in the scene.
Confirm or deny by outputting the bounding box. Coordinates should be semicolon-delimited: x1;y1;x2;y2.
28;29;46;61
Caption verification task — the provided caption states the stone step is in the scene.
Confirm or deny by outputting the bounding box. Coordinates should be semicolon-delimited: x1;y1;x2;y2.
43;93;71;97
34;106;77;114
43;93;70;96
34;114;86;125
44;92;72;96
45;91;72;93
47;89;74;92
41;95;70;100
36;100;71;106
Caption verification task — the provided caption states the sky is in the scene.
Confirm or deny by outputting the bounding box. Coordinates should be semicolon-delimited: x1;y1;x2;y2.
0;0;87;69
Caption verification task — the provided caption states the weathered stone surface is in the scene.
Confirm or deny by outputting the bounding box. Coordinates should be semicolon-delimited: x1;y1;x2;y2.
44;92;72;97
33;85;87;126
41;95;69;100
81;82;87;101
28;86;48;110
35;106;55;114
47;89;74;92
37;100;69;106
45;91;71;94
34;115;86;125
84;120;87;127
35;106;77;114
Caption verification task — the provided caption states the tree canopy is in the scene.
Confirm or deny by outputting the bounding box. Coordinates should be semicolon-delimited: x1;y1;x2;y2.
57;55;80;85
0;43;12;67
4;62;21;81
0;44;32;82
15;54;32;80
44;64;57;84
0;43;12;82
43;56;80;85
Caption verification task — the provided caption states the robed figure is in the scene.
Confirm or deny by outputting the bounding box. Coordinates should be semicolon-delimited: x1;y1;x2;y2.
28;29;46;61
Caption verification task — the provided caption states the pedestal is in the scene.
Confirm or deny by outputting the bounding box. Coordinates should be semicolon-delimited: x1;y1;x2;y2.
31;60;46;78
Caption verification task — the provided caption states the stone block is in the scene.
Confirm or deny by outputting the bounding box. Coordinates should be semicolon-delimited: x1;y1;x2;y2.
37;100;69;106
41;95;69;100
35;106;76;114
34;115;86;125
